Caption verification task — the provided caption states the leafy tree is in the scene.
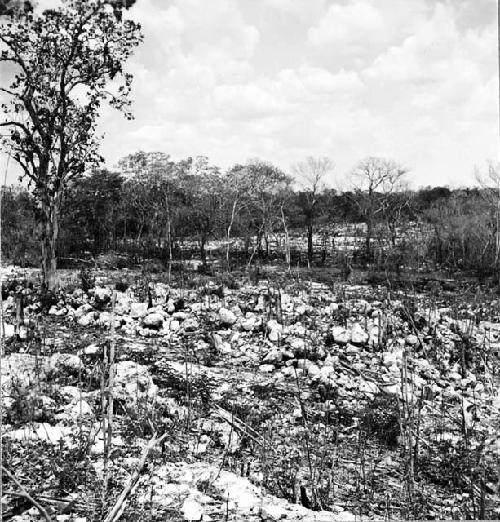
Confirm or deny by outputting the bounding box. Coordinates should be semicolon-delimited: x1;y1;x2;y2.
1;185;38;265
118;151;178;259
0;0;32;17
60;169;124;257
0;0;142;289
177;156;223;266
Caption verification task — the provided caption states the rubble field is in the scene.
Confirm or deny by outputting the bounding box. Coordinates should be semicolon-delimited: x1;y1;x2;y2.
1;266;500;521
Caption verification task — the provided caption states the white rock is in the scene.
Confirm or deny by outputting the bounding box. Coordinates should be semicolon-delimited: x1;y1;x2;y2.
260;504;288;520
382;349;403;368
268;329;281;342
319;366;335;381
2;323;15;338
263;349;283;364
143;312;164;328
83;344;100;355
289;337;305;352
114;293;131;314
114;361;158;403
241;317;258;331
323;355;338;367
295;304;307;315
74;304;93;318
183;318;199;332
219;307;237;325
345;344;360;355
64;399;93;419
78;312;95;326
130;302;148;319
98;312;122;328
267;320;283;342
219;424;241;454
406;334;419;346
94;286;112;304
169;320;180;331
351;323;368;345
7;423;72;445
182;496;204;521
307;363;321;380
50;353;83;372
381;384;399;396
331;326;350;345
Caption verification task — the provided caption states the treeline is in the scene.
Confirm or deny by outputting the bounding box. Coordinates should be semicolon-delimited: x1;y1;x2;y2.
1;151;498;277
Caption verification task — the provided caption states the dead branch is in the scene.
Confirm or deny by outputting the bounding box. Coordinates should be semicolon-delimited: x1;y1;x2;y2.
103;432;168;522
2;465;53;522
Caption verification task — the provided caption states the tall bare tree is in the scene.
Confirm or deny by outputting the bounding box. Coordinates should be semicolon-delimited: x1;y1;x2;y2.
293;156;333;266
351;157;407;259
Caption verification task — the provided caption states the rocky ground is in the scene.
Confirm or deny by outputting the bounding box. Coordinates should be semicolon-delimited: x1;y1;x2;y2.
1;266;500;521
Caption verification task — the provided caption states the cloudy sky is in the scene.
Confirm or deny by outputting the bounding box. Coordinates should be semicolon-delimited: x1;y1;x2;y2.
3;0;499;187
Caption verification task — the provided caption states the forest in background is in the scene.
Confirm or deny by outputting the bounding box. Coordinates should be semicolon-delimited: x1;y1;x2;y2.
2;152;498;281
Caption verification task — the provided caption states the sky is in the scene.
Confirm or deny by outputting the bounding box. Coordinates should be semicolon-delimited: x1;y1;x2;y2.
1;0;499;187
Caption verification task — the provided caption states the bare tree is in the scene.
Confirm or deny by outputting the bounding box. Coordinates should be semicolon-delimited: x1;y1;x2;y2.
293;156;334;266
351;157;408;259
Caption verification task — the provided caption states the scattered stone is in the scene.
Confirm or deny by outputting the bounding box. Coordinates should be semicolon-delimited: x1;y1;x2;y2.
219;307;237;325
130;302;148;319
182;496;205;521
351;323;368;345
143;312;164;329
331;326;350;345
49;353;83;373
114;361;158;403
2;323;15;339
406;334;419;346
78;312;95;326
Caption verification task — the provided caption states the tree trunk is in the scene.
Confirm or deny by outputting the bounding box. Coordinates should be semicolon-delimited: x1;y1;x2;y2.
307;222;313;267
280;206;291;271
226;200;238;272
365;218;373;259
41;195;61;291
200;236;207;267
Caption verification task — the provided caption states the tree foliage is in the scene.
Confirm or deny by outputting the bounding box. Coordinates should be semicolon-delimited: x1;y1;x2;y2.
0;0;142;288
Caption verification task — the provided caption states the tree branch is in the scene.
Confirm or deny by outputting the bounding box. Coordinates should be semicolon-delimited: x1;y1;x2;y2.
2;466;53;522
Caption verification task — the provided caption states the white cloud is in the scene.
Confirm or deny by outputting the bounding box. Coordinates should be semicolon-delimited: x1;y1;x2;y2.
307;0;427;63
89;0;500;187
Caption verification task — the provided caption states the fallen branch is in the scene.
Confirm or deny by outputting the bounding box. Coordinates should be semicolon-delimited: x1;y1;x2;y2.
212;405;267;449
337;358;398;387
2;466;53;522
103;432;168;522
